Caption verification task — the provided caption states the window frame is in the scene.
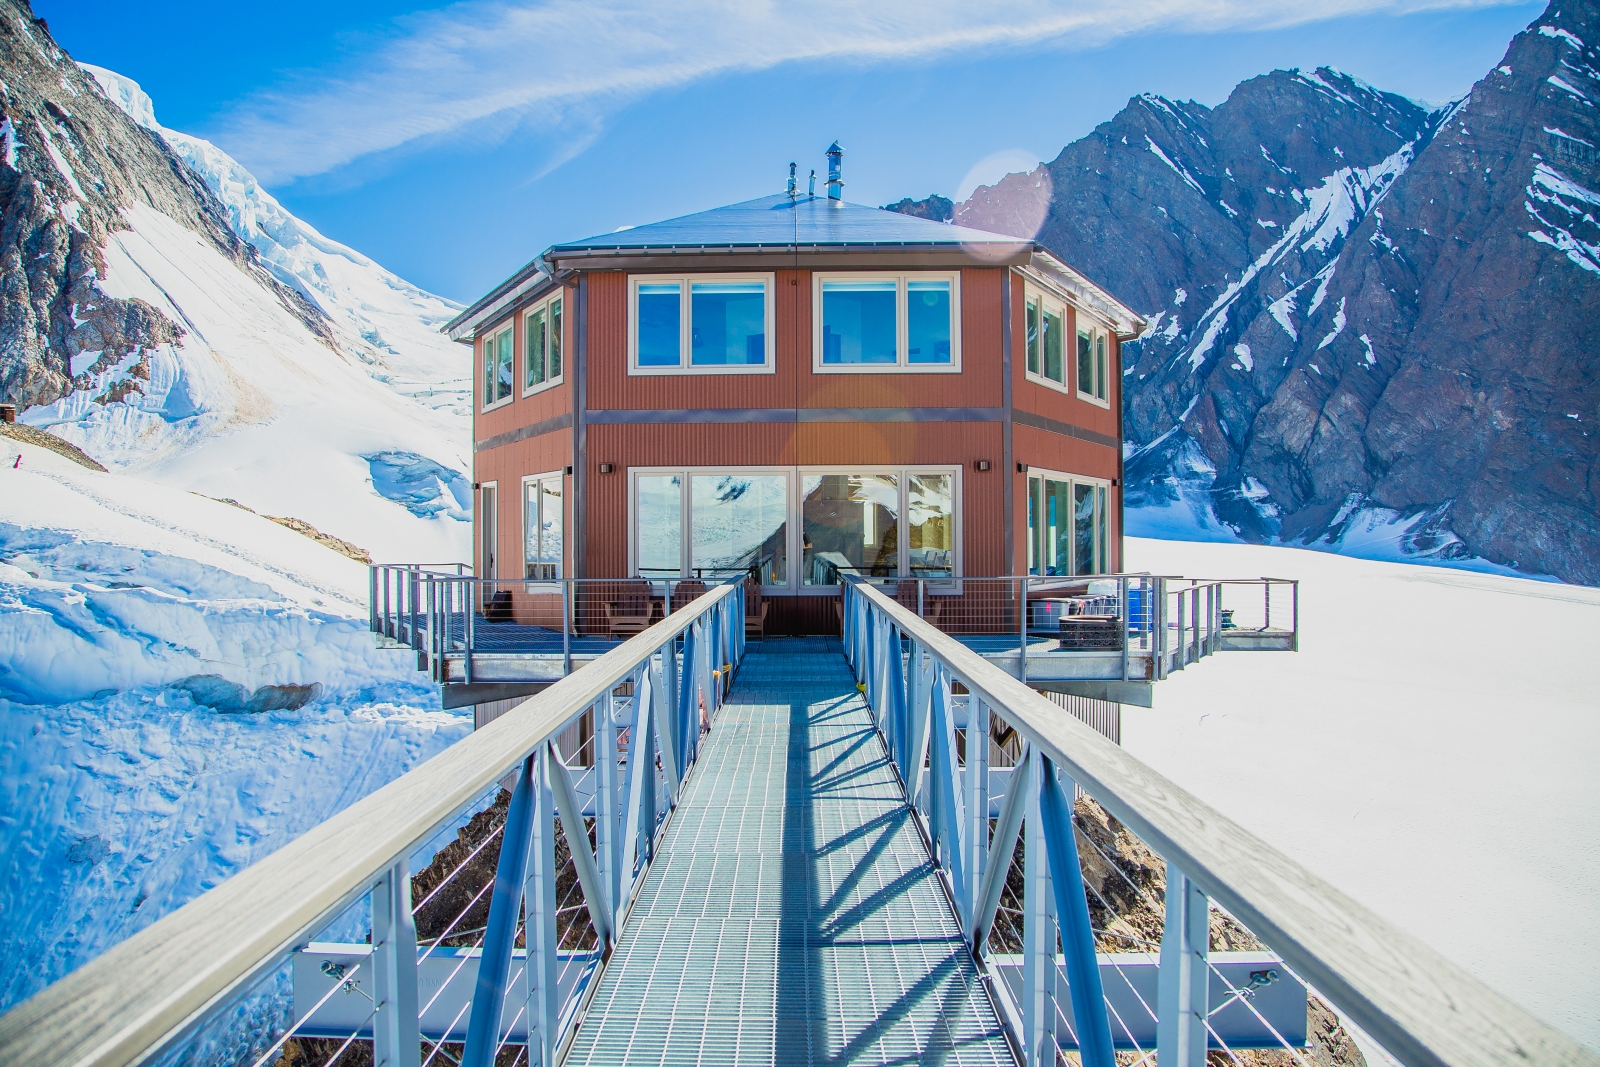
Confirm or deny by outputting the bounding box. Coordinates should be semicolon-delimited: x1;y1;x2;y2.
796;464;963;589
811;272;962;374
628;466;794;589
480;323;515;412
1022;284;1072;395
521;291;565;398
1076;317;1112;408
521;470;566;588
626;273;777;376
1024;466;1113;577
624;464;963;591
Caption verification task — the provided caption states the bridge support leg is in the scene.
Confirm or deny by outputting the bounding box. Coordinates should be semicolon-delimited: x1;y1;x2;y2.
1020;748;1056;1067
1039;758;1115;1067
371;859;420;1067
963;698;989;931
525;748;558;1066
1157;863;1209;1067
462;754;536;1067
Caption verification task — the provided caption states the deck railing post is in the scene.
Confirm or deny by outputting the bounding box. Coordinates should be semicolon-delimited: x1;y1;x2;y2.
462;753;536;1067
562;580;572;676
370;859;420;1067
381;566;392;639
1157;863;1209;1067
369;566;379;633
1038;757;1115;1067
464;579;476;685
1018;577;1028;683
1263;578;1272;631
1120;575;1130;682
1292;580;1300;651
1190;581;1199;664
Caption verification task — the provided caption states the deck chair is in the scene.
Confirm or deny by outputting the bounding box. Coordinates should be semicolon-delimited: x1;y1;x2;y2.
670;578;709;614
745;578;768;640
603;580;653;639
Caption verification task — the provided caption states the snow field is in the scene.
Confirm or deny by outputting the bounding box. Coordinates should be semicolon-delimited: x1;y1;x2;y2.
1122;537;1600;1052
0;435;469;1011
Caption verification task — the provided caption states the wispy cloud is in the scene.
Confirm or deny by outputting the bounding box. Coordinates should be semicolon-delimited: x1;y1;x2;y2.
216;0;1512;183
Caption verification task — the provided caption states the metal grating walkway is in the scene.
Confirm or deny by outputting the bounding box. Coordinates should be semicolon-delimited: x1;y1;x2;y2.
565;638;1014;1066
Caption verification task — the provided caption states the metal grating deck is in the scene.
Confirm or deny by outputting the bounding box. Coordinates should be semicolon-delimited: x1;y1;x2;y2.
565;638;1014;1066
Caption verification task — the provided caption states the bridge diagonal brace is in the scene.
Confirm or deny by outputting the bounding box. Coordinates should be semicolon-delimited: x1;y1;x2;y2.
1038;756;1116;1067
651;656;682;803
973;743;1031;954
461;753;537;1067
548;740;614;948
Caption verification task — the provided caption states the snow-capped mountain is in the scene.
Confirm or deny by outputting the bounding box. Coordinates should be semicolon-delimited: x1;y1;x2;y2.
81;64;470;420
0;3;472;562
953;0;1600;585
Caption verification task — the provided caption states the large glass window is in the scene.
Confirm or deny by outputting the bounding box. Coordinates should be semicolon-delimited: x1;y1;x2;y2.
636;284;682;367
482;325;513;407
691;474;787;583
1026;296;1041;376
816;274;958;370
523;473;564;580
523;294;563;393
633;472;787;584
907;280;952;364
907;473;954;577
1077;324;1109;403
631;276;773;372
635;474;683;577
1027;471;1109;576
1024;286;1070;390
691;282;766;365
821;280;897;364
802;474;899;584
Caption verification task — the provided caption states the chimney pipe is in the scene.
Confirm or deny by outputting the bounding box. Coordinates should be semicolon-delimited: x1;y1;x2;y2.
826;141;843;201
809;169;816;197
787;161;797;198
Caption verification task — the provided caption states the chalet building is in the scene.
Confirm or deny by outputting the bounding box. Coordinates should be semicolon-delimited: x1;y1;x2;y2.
445;151;1144;635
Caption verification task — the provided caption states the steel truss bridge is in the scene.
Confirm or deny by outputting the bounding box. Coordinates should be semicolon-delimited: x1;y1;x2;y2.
0;580;1592;1067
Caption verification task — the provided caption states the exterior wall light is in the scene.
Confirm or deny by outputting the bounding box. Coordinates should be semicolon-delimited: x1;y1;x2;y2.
1016;463;1029;473
598;463;615;474
974;460;991;472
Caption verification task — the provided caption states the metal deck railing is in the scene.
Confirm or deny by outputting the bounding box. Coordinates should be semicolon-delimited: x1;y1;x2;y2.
5;576;1594;1067
841;577;1593;1067
0;581;745;1067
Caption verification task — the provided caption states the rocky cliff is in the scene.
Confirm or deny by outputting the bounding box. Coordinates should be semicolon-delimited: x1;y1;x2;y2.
953;0;1600;583
0;0;332;411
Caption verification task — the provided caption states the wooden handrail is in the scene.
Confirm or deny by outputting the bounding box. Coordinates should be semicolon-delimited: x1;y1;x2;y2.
0;583;741;1067
848;580;1595;1067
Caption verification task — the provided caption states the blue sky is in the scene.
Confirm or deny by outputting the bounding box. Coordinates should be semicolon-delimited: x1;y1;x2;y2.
40;0;1540;305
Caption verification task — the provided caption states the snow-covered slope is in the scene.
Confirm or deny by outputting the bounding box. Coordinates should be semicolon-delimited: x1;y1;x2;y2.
0;434;468;1009
1123;537;1600;1052
18;66;472;563
81;65;470;419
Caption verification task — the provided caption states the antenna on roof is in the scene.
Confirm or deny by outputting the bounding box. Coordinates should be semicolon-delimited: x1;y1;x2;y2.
826;141;844;203
787;162;797;198
808;169;816;197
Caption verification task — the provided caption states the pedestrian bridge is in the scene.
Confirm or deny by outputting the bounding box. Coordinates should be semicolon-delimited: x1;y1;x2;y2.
0;581;1589;1067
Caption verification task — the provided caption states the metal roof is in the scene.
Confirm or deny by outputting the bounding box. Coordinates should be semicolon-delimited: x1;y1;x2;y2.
445;193;1146;341
546;193;1031;256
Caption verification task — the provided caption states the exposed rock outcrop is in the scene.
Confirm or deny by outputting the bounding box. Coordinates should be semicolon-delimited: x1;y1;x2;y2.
0;0;334;411
956;0;1600;583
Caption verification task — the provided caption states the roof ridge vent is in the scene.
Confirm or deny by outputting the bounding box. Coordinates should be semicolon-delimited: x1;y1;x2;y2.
826;141;844;202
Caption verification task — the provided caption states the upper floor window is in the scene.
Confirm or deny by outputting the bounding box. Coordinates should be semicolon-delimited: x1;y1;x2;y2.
1024;288;1068;391
814;273;959;372
523;293;563;395
629;275;774;374
1077;320;1110;405
482;324;513;409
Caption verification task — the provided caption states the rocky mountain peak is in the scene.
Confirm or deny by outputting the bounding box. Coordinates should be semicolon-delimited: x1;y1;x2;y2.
0;0;332;409
952;0;1600;582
